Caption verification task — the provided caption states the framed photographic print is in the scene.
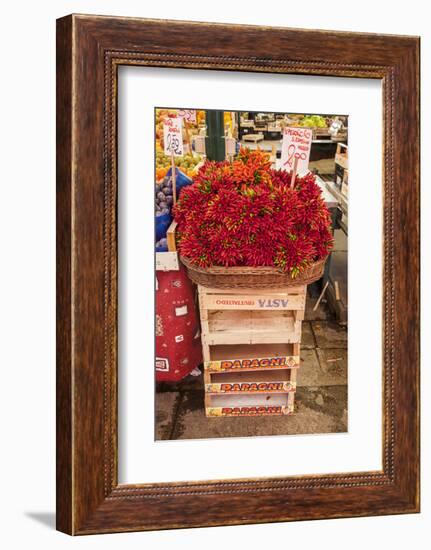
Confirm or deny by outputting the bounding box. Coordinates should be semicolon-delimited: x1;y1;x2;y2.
56;14;420;534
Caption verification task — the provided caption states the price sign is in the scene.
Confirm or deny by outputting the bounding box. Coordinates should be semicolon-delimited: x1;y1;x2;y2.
225;137;236;156
178;109;197;124
163;117;184;157
281;127;313;174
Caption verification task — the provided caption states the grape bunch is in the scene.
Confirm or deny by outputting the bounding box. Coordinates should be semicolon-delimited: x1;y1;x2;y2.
156;237;168;249
155;174;174;218
155;174;175;250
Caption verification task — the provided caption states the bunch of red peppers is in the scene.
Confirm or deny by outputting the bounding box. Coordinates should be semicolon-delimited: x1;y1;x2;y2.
173;148;333;276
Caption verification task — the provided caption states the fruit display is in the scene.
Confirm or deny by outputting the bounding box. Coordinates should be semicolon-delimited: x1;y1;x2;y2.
155;170;194;250
155;175;173;251
174;148;333;276
299;115;328;128
155;176;174;216
155;108;206;153
155;109;178;151
156;151;202;182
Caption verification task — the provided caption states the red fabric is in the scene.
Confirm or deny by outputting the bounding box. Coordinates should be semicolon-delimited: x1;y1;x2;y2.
155;265;202;382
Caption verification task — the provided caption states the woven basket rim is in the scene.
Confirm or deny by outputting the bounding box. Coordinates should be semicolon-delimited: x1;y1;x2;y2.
180;255;328;275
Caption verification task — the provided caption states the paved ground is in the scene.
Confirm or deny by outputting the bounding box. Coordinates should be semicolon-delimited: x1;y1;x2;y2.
155;283;348;440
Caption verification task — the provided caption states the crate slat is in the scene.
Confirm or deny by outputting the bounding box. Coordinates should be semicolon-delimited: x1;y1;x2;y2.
206;382;296;394
202;292;306;311
206;393;293;416
205;355;300;372
198;285;306;296
166;220;177;252
203;310;301;345
207;309;296;331
204;343;299;372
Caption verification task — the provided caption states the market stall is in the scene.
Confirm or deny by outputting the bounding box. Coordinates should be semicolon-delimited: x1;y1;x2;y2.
154;108;348;420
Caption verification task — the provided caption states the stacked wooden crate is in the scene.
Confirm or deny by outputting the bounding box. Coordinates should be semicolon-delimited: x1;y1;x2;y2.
312;127;332;140
334;142;348;203
198;285;306;417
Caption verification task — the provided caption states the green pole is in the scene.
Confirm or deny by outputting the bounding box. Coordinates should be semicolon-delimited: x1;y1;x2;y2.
205;110;225;161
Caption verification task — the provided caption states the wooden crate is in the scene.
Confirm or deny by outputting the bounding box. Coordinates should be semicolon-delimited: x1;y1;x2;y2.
205;343;299;372
206;393;294;417
200;287;306;311
199;286;305;347
198;285;305;417
335;142;348;169
312;127;332;140
243;133;264;143
204;310;301;346
206;368;297;394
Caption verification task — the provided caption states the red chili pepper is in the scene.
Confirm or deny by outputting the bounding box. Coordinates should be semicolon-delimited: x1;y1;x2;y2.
173;149;333;273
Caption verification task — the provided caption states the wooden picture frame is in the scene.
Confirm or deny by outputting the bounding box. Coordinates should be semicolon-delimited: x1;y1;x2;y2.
56;14;420;534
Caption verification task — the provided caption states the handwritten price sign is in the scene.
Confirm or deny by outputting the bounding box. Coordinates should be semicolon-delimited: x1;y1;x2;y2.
178;109;197;124
163;117;184;157
281;127;313;174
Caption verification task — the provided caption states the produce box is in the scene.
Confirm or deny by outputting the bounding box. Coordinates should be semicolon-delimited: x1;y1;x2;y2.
205;369;296;394
206;394;293;417
204;343;299;372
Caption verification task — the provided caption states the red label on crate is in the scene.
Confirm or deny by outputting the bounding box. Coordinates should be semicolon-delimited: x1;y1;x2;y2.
220;382;285;392
221;357;287;369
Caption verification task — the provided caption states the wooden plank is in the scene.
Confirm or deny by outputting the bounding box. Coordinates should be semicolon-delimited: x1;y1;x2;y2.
206;406;293;417
199;285;306;296
287;391;296;410
206;393;292;417
205;355;299;372
210;369;291;382
198;292;210;341
205;331;301;346
206;381;296;394
202;292;306;311
294;309;305;321
204;343;300;371
204;393;211;409
203;369;211;385
209;343;295;360
289;367;298;384
208;310;295;332
207;368;298;394
203;310;302;345
166;220;177;252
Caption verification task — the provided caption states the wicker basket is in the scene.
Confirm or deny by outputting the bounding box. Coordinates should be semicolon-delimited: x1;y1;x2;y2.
180;256;327;289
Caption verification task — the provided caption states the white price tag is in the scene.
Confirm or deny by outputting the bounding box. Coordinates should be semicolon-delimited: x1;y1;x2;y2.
155;252;179;271
281;127;313;174
178;109;197;124
163;117;184;157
